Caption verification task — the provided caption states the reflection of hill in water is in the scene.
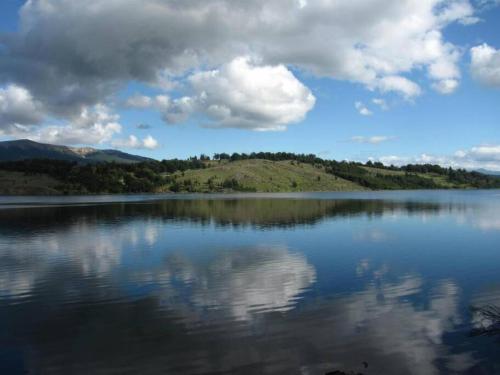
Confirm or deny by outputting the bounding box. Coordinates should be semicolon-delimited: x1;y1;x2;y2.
0;198;455;232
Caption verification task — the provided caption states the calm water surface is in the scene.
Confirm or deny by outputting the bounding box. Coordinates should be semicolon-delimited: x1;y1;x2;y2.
1;190;500;374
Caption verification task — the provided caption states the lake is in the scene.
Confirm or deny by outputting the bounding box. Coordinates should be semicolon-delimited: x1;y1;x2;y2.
1;190;500;374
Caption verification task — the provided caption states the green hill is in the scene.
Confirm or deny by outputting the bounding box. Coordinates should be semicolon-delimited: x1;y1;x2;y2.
173;159;364;192
0;170;63;195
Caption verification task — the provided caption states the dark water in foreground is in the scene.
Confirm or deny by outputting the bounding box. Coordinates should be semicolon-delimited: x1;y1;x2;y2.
1;190;500;374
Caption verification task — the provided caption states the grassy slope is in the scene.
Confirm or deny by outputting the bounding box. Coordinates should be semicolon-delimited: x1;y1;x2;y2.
0;160;485;195
0;170;63;195
361;166;405;176
361;166;468;188
174;159;365;192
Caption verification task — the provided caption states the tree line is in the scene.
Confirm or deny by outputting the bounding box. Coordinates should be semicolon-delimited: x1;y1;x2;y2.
0;158;206;194
0;152;499;193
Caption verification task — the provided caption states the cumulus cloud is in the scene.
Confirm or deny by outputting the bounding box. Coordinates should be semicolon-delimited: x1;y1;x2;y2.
457;144;500;167
375;76;422;99
0;84;45;134
432;79;460;94
128;57;316;131
438;0;478;23
126;94;194;124
160;96;196;125
354;101;372;116
126;95;153;109
470;43;500;87
0;0;481;135
32;104;122;145
374;143;500;171
143;135;160;150
112;134;159;150
189;57;316;130
351;136;395;144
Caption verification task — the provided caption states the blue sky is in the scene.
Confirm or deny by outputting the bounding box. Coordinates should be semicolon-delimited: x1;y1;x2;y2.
0;0;499;169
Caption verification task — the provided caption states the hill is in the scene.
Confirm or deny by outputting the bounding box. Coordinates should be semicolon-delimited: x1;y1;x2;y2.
0;170;63;195
0;150;499;195
173;159;364;192
0;139;153;164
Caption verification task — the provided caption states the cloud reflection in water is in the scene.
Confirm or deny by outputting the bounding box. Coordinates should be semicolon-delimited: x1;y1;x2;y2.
1;193;500;374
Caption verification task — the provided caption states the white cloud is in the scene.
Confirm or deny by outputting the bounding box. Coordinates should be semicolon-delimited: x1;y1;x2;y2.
112;134;159;150
354;101;373;116
461;144;500;164
437;0;477;23
142;135;159;150
189;57;316;130
374;143;500;171
126;95;153;109
0;94;130;147
0;85;45;134
372;98;389;110
128;57;316;131
470;43;500;87
161;96;196;125
127;94;194;124
0;0;480;131
432;79;460;94
429;53;461;81
32;104;122;145
375;155;410;166
375;76;422;99
351;136;395;144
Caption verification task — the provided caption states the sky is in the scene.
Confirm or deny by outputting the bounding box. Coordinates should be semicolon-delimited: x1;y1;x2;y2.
0;0;499;170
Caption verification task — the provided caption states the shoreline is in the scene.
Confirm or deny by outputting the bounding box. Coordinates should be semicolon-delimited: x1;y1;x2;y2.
0;189;497;208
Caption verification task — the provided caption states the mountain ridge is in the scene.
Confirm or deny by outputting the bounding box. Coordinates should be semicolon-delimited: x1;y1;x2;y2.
0;139;154;164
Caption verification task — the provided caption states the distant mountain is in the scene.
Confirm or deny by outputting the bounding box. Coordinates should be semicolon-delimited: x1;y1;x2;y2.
0;139;154;164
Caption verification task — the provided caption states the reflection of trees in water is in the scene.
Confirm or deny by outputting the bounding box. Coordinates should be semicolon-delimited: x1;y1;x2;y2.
0;199;456;233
